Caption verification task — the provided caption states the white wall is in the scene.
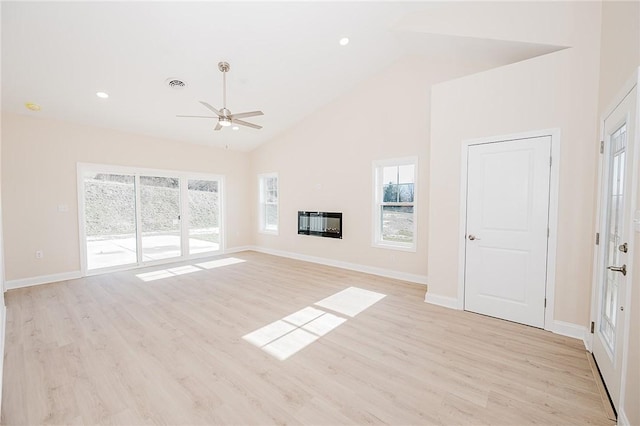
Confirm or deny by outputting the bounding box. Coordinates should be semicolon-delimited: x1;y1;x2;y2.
1;113;252;282
598;2;640;424
250;55;500;281
427;1;602;328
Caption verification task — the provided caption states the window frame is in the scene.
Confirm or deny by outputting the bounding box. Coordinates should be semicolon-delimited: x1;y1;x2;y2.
258;172;279;235
77;162;225;276
372;157;418;252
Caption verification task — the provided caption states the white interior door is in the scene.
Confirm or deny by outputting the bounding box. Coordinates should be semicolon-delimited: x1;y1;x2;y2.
593;86;636;410
464;136;551;328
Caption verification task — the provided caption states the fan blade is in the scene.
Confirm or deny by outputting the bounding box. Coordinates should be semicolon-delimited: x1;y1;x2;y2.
234;119;262;130
214;122;223;131
229;110;264;120
199;101;222;116
176;115;217;118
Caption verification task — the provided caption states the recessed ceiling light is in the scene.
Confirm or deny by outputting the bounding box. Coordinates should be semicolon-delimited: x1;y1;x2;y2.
339;37;350;46
96;91;109;99
25;102;41;112
232;126;239;131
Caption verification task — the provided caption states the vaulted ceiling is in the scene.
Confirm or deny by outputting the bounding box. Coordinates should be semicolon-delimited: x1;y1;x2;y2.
1;2;565;151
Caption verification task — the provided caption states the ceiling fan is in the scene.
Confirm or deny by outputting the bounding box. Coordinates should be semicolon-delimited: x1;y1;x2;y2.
177;61;263;131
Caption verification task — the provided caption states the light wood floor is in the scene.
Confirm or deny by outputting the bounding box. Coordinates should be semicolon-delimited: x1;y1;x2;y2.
2;251;613;425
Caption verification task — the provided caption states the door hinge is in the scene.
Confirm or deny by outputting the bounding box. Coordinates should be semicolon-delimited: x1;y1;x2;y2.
547;227;550;238
549;157;552;167
600;140;604;154
544;298;547;308
590;321;595;334
596;232;600;245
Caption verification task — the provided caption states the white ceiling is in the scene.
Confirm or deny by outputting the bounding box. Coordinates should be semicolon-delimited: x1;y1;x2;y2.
1;2;565;151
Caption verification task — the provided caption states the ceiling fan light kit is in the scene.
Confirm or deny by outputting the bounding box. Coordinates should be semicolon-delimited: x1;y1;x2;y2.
177;61;263;132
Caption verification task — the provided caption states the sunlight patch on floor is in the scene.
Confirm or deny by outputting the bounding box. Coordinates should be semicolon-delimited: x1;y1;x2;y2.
196;257;246;270
314;286;386;317
243;287;385;360
135;257;246;282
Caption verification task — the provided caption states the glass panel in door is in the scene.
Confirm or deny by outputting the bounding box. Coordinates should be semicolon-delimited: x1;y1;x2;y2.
600;124;627;352
84;173;137;270
188;179;220;254
140;176;181;261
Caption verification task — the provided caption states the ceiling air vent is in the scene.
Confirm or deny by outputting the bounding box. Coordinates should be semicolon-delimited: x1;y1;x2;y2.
165;78;186;90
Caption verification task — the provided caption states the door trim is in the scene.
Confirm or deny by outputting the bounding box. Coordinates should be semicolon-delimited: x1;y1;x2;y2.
457;129;561;331
589;67;639;418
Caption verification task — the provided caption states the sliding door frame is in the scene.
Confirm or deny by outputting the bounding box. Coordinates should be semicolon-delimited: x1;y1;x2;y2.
77;162;225;277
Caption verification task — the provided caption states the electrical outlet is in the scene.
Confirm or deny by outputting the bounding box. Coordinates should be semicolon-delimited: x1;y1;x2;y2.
35;250;43;259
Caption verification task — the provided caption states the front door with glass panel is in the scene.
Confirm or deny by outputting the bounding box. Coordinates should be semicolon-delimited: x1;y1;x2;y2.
593;86;636;410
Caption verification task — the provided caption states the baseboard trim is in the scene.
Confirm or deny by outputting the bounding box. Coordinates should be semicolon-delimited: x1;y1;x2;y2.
422;296;589;344
223;245;254;255
8;244;415;290
249;246;428;285
5;271;82;290
4;248;257;291
550;320;588;347
424;292;459;309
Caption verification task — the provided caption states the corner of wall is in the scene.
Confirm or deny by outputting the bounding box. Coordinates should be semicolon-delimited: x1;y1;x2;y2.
424;292;459;310
549;320;589;349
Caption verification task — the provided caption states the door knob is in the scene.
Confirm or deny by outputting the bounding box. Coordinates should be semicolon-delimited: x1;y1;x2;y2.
468;234;480;241
607;264;627;276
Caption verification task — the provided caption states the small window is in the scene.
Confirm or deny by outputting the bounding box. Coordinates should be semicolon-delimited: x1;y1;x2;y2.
259;173;278;234
373;158;417;251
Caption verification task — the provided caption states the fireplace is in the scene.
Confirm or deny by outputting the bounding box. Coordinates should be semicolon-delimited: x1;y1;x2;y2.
298;211;342;239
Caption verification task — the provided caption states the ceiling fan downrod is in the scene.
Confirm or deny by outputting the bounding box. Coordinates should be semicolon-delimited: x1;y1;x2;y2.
218;61;230;110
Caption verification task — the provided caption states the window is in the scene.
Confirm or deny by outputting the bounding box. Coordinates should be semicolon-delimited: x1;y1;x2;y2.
373;158;417;251
259;173;278;234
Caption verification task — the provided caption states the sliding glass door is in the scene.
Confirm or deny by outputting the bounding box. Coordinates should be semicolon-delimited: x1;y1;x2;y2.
140;176;182;261
83;172;137;270
188;179;220;255
80;165;223;274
